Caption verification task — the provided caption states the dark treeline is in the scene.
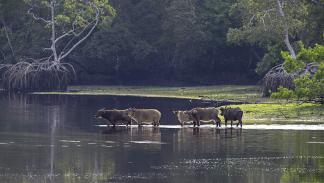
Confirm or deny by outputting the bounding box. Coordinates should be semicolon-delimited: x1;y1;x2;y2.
73;0;261;85
0;0;323;86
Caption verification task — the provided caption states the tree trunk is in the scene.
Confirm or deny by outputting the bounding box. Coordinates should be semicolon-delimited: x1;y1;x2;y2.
283;28;296;59
50;0;58;63
276;0;296;59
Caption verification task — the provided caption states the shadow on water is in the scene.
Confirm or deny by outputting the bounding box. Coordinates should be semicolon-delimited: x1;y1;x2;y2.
0;93;323;183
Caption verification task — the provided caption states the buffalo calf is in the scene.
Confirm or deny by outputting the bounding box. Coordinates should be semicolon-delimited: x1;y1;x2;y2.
173;110;194;126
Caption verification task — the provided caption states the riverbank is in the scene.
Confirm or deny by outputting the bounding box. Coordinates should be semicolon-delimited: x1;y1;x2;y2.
227;103;324;124
33;85;261;100
29;85;324;123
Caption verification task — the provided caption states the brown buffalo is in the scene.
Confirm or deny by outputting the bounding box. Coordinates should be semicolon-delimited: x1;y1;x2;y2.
127;108;161;126
186;107;221;127
219;107;243;127
173;110;193;126
96;108;132;127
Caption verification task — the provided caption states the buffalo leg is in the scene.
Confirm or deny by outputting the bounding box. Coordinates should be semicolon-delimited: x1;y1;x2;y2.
214;120;218;127
193;120;196;127
155;120;160;127
138;122;142;127
236;120;242;127
231;121;233;127
225;119;227;127
217;116;221;127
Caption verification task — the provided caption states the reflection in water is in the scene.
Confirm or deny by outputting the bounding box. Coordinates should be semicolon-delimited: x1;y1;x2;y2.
193;127;200;135
0;93;323;182
49;107;58;182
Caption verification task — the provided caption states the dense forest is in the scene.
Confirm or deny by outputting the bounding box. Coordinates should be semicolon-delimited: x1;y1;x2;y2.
0;0;323;87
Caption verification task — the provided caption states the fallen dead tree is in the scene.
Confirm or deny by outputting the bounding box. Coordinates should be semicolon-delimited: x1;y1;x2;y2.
261;62;319;97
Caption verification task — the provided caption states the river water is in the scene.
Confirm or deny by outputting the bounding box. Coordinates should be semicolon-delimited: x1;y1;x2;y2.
0;93;323;183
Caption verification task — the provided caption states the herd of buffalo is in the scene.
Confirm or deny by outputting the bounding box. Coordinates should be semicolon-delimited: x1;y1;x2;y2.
96;107;243;128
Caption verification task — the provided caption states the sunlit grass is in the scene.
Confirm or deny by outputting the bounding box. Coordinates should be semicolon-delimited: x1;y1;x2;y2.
34;85;263;101
228;103;324;123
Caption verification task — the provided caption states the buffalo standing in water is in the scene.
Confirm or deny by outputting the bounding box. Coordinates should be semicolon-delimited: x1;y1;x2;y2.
186;107;221;127
173;110;194;126
96;108;132;127
220;107;243;127
127;108;161;127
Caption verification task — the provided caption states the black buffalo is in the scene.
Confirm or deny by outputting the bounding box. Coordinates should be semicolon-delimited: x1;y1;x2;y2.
96;108;132;127
219;107;243;127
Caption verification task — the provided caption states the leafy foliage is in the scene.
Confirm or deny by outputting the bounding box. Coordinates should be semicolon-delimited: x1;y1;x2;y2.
227;0;307;46
271;43;324;103
0;0;323;87
255;44;282;75
271;86;295;100
0;0;115;91
71;0;260;84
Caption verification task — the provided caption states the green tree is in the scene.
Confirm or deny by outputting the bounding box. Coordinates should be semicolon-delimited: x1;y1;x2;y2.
271;43;324;103
160;0;205;73
0;0;115;91
300;0;324;46
227;0;308;59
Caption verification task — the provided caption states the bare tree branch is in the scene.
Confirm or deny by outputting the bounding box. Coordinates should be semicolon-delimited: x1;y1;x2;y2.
54;30;73;44
50;0;58;62
248;8;276;26
54;19;85;45
0;49;6;62
28;7;51;24
59;4;100;61
1;19;15;61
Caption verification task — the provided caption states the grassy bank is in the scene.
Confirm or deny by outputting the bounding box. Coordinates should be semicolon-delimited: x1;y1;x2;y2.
34;85;262;101
32;85;324;123
228;103;324;123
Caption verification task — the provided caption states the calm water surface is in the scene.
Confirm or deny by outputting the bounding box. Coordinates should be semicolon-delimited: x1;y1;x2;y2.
0;93;323;183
